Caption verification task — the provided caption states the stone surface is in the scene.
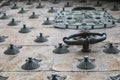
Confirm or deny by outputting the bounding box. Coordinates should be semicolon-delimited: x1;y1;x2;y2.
0;0;119;80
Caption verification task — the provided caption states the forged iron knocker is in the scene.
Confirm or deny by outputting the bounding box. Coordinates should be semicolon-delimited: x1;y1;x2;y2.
63;31;107;52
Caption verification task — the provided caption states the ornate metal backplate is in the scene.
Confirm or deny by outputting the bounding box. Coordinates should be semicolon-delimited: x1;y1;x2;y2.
54;9;116;30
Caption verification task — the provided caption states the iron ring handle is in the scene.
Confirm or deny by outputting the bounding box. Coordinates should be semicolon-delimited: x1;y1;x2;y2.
63;33;107;45
63;37;86;45
67;32;106;39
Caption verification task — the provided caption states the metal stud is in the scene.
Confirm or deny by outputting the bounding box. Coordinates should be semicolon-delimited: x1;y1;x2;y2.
34;33;48;43
0;35;8;42
4;44;22;55
64;2;72;7
36;2;45;9
63;32;107;52
19;24;31;33
29;12;39;19
26;0;33;5
42;17;53;25
52;0;60;4
117;14;120;23
94;1;102;7
0;13;9;19
22;57;42;70
53;43;69;54
78;0;87;3
77;56;96;70
0;76;8;80
48;7;57;13
18;8;27;14
8;18;18;26
47;74;66;80
11;3;19;9
103;43;120;54
111;5;119;11
62;7;65;11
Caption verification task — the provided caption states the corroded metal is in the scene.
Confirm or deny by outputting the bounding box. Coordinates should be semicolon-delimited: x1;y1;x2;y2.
34;33;48;43
103;43;120;54
4;44;22;55
11;4;19;9
47;74;66;80
22;57;42;70
8;18;19;26
63;31;107;52
48;7;57;13
0;13;9;19
77;56;96;70
53;43;69;54
43;17;53;25
29;12;39;19
0;76;8;80
111;5;119;11
19;24;31;33
36;2;45;9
